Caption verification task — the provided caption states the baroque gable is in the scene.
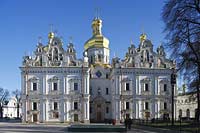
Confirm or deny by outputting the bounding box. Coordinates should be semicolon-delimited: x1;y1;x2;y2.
22;32;88;68
112;34;175;69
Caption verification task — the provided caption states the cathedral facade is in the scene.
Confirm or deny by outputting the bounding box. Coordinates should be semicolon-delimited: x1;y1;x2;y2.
20;17;176;123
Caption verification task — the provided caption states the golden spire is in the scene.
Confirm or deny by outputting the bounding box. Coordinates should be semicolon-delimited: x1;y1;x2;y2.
140;25;147;42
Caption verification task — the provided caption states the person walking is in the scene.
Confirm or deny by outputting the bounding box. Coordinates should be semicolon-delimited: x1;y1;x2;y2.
127;118;132;130
124;118;128;130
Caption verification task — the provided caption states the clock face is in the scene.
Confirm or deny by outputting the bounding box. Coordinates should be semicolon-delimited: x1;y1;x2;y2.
95;70;102;78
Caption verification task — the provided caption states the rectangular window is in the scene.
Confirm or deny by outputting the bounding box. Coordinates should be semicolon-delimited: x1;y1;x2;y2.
106;74;109;79
54;102;58;110
106;88;109;95
90;107;92;114
145;102;149;110
33;102;37;110
74;83;78;91
145;83;149;91
164;102;167;109
74;102;78;110
126;102;130;110
106;107;109;113
164;84;167;92
33;83;37;91
126;83;130;91
53;82;58;91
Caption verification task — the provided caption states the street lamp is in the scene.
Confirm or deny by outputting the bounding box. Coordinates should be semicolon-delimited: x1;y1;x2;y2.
171;68;176;126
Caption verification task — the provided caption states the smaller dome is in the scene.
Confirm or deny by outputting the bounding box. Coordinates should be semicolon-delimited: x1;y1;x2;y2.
48;32;54;39
92;18;102;25
140;33;147;42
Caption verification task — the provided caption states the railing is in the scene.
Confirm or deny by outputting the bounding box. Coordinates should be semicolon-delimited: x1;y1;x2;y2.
141;91;151;95
69;90;80;95
29;90;40;95
48;90;60;95
160;91;169;95
121;90;132;95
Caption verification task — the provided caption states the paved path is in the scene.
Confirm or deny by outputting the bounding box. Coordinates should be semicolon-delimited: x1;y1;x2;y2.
0;122;190;133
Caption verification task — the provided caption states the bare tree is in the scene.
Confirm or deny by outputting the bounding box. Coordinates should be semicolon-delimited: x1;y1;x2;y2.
162;0;200;121
0;88;9;118
12;89;21;118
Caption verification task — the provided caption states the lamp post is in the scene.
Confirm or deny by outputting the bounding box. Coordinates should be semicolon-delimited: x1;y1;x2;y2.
171;68;176;126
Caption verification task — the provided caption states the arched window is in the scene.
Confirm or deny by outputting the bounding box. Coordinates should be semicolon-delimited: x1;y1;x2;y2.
146;50;149;62
53;48;59;61
98;88;101;95
186;109;190;118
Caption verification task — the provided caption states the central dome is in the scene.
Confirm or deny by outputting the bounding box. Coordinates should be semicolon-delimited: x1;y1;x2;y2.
84;17;109;50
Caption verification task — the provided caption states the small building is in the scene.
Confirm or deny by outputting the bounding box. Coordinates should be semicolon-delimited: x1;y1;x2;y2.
176;92;198;120
3;97;22;118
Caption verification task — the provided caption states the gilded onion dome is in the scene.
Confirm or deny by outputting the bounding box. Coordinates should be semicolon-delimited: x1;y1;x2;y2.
48;32;55;39
84;17;109;50
140;33;147;42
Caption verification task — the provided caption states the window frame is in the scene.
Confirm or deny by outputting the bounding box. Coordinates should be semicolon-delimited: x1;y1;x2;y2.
106;88;109;95
53;82;58;91
145;83;149;91
33;102;37;110
74;102;78;110
125;83;130;91
164;84;167;92
145;102;149;110
32;82;37;91
126;102;130;110
54;102;58;110
164;102;167;109
74;82;78;91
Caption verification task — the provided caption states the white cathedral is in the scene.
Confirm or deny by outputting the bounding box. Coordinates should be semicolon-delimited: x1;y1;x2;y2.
20;16;176;123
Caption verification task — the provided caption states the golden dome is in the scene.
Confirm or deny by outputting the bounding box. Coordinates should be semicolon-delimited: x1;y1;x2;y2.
84;35;109;50
92;18;102;25
140;33;147;42
48;32;54;39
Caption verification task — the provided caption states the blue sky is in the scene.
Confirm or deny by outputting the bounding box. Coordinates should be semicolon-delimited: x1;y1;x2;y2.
0;0;166;93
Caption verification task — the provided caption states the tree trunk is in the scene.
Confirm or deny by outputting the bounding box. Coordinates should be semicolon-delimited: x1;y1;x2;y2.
0;105;2;118
17;103;19;118
197;68;200;122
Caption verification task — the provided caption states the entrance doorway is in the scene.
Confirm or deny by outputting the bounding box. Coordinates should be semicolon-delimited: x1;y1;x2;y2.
74;114;78;122
97;112;102;121
33;114;38;122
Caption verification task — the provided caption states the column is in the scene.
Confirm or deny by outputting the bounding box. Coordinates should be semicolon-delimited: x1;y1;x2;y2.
133;100;136;119
151;76;155;95
22;100;27;123
115;100;120;122
119;100;122;120
155;76;158;95
60;99;64;122
46;100;49;121
136;101;139;119
83;99;90;123
43;101;46;122
65;77;68;94
158;100;161;118
151;100;155;118
39;99;43;122
138;76;141;95
136;76;139;95
43;75;46;94
158;77;160;95
139;100;142;118
116;76;119;95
